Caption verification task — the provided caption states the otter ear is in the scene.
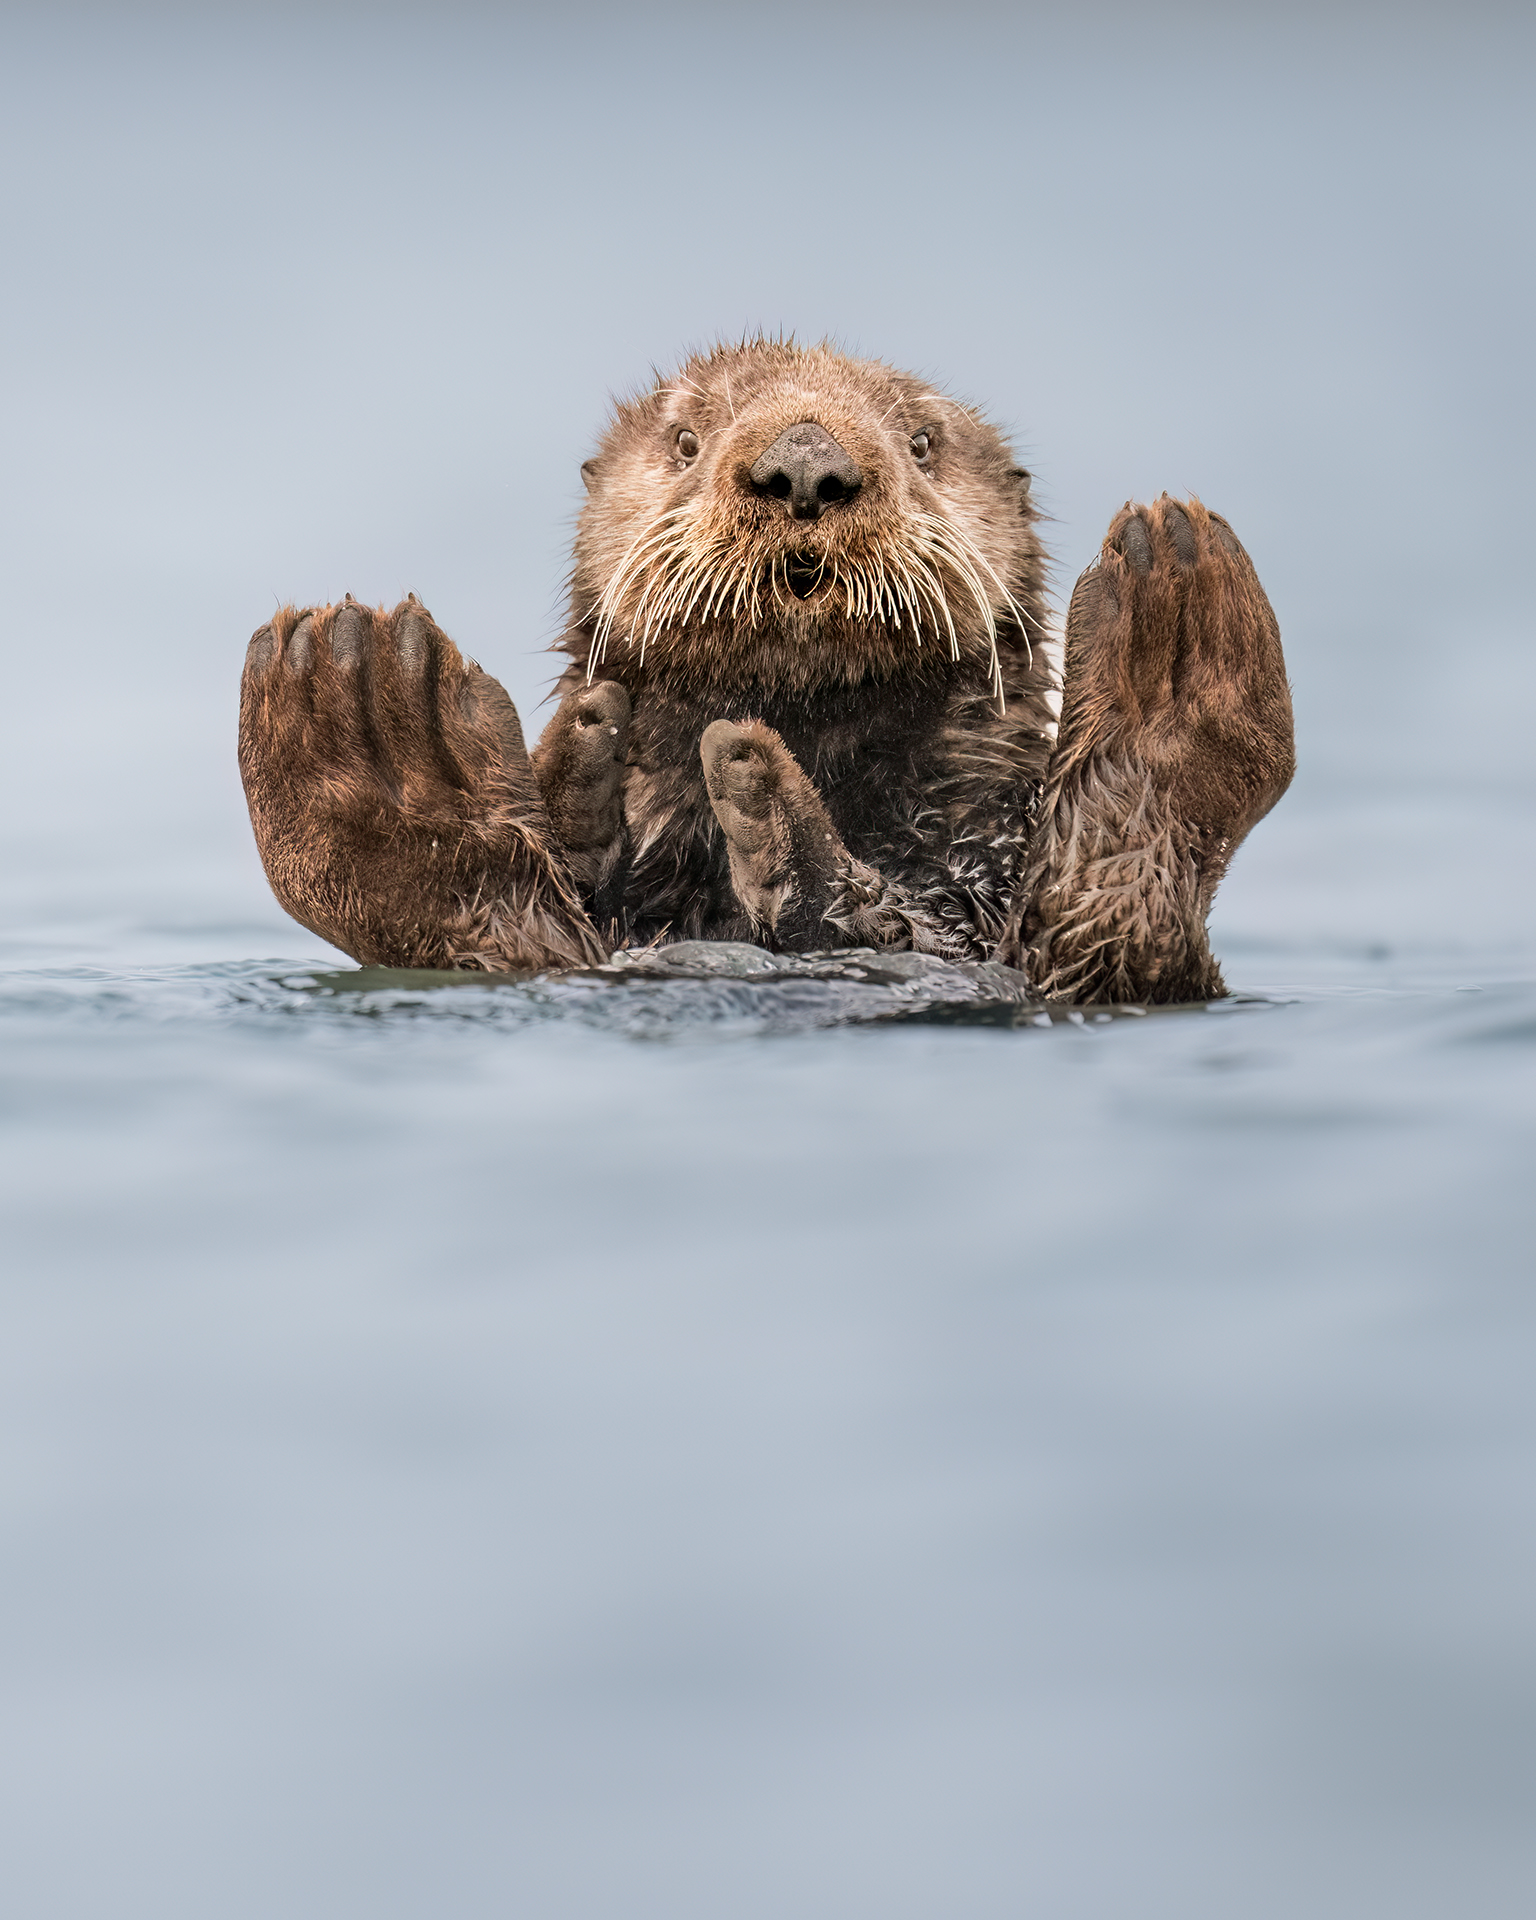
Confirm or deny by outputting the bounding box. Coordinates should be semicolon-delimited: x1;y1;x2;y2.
1011;466;1031;490
580;458;600;492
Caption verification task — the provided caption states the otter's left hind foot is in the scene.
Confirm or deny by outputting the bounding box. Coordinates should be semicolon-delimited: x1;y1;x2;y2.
700;721;956;955
1005;494;1295;1003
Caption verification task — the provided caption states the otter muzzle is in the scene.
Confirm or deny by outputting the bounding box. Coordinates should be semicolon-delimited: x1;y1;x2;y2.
749;422;862;521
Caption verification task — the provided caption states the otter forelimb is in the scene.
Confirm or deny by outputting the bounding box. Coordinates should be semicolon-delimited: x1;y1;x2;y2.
699;719;960;956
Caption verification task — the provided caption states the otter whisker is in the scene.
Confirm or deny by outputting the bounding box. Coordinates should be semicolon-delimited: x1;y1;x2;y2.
700;566;735;627
589;504;697;675
672;552;725;633
889;545;939;641
911;513;1011;705
642;539;724;655
905;549;960;658
678;551;732;627
884;552;926;639
701;541;753;626
874;556;903;628
591;529;679;654
914;510;1033;641
647;550;704;631
922;511;1035;667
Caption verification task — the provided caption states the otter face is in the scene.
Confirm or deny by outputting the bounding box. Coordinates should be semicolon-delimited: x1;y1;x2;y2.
571;340;1042;696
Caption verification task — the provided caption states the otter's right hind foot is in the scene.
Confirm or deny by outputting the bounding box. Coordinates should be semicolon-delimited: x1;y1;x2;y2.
239;598;607;972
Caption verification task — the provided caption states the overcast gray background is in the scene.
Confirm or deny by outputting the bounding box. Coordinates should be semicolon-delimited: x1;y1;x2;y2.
1;0;1531;963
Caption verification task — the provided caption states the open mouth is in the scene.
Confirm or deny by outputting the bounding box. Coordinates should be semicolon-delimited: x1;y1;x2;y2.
784;551;828;601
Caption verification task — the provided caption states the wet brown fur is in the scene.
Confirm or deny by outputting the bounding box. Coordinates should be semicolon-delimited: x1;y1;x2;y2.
997;495;1295;999
238;598;605;971
237;339;1294;1002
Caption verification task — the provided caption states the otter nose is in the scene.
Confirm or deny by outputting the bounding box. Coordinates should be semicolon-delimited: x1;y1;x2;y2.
748;421;862;520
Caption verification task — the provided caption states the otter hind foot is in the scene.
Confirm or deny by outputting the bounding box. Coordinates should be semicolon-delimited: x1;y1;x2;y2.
239;598;605;972
1076;493;1294;854
1006;493;1294;1003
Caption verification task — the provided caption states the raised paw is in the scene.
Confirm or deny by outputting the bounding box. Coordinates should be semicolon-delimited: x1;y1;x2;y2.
239;597;606;971
1002;497;1294;1004
1061;494;1294;850
530;680;631;905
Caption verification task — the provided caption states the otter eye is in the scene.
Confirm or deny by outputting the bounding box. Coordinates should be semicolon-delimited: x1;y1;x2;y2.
910;432;930;461
677;429;700;459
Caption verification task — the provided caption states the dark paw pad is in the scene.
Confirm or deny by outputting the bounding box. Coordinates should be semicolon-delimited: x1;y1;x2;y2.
329;601;368;668
1161;498;1198;566
395;604;435;672
1111;498;1201;575
286;612;315;672
700;720;781;855
245;622;279;675
532;680;630;861
1115;513;1154;574
1067;561;1119;633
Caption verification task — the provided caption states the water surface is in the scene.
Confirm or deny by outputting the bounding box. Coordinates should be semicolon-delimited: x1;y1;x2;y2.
4;781;1534;1920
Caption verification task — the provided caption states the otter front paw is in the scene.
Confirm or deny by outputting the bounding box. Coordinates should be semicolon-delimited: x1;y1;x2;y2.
531;680;631;911
699;721;954;956
699;720;844;947
239;598;605;971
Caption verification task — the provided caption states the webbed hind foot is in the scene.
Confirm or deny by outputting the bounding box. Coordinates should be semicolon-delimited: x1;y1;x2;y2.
239;598;607;971
1004;495;1294;1003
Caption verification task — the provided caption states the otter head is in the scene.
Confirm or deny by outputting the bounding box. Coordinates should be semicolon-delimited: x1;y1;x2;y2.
570;340;1043;698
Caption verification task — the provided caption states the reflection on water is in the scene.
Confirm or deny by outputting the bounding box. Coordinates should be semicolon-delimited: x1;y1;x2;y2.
3;854;1534;1920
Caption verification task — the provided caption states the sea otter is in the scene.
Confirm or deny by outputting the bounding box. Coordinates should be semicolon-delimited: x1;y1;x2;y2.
238;340;1294;1003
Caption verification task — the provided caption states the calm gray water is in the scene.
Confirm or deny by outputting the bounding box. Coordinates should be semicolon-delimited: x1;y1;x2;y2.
4;786;1534;1920
3;5;1534;1917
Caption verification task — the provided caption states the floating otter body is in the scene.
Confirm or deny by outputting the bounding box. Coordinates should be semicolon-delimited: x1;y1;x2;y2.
239;341;1294;1003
